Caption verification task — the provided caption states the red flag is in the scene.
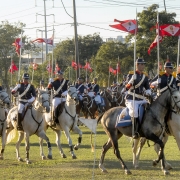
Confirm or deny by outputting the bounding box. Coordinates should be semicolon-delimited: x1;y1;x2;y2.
9;60;18;73
110;19;137;34
12;38;22;55
32;35;53;45
71;61;77;70
160;24;180;36
32;63;38;70
54;63;60;74
109;67;117;76
116;62;120;73
78;63;83;69
46;64;52;72
84;62;93;72
148;23;163;55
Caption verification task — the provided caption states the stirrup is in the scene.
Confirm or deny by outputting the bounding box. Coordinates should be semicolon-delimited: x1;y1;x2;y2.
132;132;140;139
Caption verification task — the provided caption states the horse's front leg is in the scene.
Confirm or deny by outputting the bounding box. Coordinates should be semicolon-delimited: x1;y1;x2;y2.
39;137;46;160
16;132;24;162
54;129;66;158
37;131;52;159
72;125;82;151
24;133;31;164
63;127;76;159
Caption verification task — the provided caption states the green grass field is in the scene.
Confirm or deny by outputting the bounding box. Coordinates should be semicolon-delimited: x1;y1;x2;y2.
0;125;180;180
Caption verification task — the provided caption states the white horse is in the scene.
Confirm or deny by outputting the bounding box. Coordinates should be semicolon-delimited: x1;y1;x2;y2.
6;89;52;164
0;89;10;159
43;85;82;159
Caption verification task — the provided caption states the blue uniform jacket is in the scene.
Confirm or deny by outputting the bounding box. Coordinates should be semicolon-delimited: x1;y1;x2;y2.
126;71;150;101
90;83;100;94
75;83;85;94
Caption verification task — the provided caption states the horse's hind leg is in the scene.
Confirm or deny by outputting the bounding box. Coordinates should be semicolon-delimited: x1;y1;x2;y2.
63;127;76;159
37;131;52;159
16;132;24;162
54;129;66;158
24;133;31;164
99;138;112;173
72;125;82;151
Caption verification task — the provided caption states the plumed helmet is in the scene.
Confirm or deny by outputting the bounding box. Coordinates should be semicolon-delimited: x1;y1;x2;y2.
164;62;173;69
56;70;63;75
136;58;146;64
22;73;30;79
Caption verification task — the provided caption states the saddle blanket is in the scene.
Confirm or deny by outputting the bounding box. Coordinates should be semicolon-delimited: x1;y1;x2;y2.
115;105;145;128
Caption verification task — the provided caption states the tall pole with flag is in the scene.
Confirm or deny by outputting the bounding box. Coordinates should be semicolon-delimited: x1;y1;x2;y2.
157;11;160;93
18;28;23;82
108;62;111;87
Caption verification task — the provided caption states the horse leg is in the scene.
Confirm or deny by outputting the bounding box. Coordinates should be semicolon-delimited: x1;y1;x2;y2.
54;129;66;158
0;128;7;160
24;133;31;164
72;125;82;151
132;137;146;169
99;138;112;173
39;137;46;160
63;127;76;159
15;132;24;162
37;131;52;159
154;135;172;170
149;134;169;175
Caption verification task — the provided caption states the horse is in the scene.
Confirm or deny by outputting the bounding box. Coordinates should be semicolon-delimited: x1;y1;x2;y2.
6;89;52;164
99;87;180;175
0;90;10;159
133;106;180;169
82;92;111;119
43;85;82;159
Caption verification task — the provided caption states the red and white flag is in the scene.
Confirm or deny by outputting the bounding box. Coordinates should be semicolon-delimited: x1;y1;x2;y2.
46;64;52;72
32;36;53;45
12;38;22;55
71;61;77;70
32;63;38;70
84;62;93;72
9;60;18;73
148;23;163;55
78;63;83;69
160;24;180;36
109;67;117;76
110;19;137;34
54;63;60;74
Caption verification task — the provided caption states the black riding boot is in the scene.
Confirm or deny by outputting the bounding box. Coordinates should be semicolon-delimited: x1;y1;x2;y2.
132;118;140;139
17;113;23;131
97;104;102;113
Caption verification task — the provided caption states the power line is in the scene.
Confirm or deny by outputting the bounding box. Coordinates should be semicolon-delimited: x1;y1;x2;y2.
61;0;73;18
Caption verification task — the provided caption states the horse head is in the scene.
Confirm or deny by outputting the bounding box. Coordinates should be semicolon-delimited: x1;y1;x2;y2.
67;85;78;103
0;89;10;106
36;89;50;113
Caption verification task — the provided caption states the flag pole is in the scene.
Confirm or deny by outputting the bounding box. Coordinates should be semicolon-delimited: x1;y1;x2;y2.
69;66;71;81
10;54;13;86
108;62;111;87
117;56;119;83
176;36;180;73
157;11;160;94
132;9;137;137
18;27;23;82
52;25;54;78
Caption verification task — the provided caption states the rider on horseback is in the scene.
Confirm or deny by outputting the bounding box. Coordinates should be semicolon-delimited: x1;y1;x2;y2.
150;61;177;95
90;78;104;113
47;70;69;125
11;73;36;131
124;58;151;139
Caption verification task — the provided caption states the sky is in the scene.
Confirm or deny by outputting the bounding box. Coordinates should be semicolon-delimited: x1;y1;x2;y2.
0;0;180;43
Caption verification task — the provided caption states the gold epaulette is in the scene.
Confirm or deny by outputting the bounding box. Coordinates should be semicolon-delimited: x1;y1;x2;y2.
159;71;165;76
54;78;58;81
128;71;134;74
172;71;176;78
142;72;148;76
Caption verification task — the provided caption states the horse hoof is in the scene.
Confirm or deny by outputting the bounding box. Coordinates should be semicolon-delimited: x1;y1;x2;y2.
18;157;23;162
152;160;158;167
72;155;77;159
42;156;46;160
125;170;132;175
26;161;31;164
61;154;67;158
74;146;78;151
164;171;170;175
47;155;52;159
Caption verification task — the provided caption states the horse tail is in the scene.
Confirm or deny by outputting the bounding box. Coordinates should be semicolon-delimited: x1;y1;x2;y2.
6;129;16;144
97;112;104;124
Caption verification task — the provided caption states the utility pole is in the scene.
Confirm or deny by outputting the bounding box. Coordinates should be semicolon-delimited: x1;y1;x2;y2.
44;0;48;57
73;0;80;79
163;0;167;13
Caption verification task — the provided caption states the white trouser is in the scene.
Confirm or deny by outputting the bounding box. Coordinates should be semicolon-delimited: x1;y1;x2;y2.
125;99;148;118
78;94;83;101
94;95;101;104
52;97;65;110
88;91;95;98
18;103;28;113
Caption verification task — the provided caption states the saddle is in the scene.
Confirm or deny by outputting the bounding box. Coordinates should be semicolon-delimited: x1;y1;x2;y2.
115;105;145;128
55;102;65;119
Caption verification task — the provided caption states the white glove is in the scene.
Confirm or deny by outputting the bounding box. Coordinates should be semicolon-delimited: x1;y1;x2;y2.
62;90;67;96
144;89;151;96
28;97;35;103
